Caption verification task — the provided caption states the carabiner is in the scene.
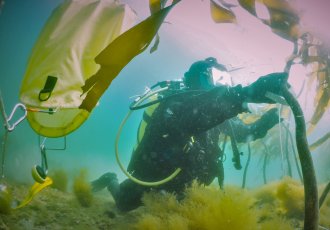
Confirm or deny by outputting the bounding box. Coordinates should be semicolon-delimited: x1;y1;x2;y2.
5;103;27;132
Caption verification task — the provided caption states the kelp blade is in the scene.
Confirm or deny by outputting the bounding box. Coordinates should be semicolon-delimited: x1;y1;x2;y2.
263;0;300;41
80;2;179;112
238;0;256;16
210;0;236;23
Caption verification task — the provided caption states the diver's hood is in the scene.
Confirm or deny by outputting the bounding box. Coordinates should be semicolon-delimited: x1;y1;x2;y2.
184;57;230;89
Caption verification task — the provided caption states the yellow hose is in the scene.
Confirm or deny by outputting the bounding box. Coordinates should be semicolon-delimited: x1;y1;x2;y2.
115;88;181;186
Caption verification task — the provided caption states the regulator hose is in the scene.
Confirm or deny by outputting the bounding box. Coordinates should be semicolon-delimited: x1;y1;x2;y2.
115;87;182;186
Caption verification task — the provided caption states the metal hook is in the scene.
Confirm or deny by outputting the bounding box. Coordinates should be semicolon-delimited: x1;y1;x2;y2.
37;136;67;176
40;144;48;175
0;92;27;132
6;103;27;132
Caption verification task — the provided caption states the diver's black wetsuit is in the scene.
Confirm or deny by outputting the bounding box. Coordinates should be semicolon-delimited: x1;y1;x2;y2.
106;84;280;212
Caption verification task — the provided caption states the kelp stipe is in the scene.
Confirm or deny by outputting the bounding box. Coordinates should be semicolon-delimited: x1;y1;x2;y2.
282;86;319;230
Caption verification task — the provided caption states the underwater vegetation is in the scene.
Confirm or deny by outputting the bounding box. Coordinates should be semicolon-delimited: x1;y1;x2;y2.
319;182;330;229
133;180;294;230
0;0;329;229
270;177;304;218
0;181;117;229
49;169;68;193
0;184;12;215
0;176;329;229
73;169;93;208
253;177;304;220
133;177;330;230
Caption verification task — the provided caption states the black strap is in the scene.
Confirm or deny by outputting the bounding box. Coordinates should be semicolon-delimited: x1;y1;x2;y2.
38;76;57;101
228;121;242;170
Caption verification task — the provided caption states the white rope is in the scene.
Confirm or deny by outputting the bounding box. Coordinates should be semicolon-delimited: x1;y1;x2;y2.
278;104;285;177
1;130;8;179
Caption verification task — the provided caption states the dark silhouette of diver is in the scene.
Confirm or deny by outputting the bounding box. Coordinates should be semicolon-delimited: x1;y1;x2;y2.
91;57;287;212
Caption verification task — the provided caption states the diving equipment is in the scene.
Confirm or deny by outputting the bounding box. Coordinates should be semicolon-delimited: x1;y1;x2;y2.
0;91;27;132
31;142;48;183
117;77;236;186
116;82;183;186
184;57;228;90
228;120;242;170
243;72;289;104
19;0;136;138
31;165;47;184
0;92;54;211
32;136;66;184
0;92;29;207
129;79;185;110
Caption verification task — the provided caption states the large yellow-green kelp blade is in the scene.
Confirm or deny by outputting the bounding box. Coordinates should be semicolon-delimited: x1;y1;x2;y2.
210;0;236;23
80;1;180;112
149;0;165;14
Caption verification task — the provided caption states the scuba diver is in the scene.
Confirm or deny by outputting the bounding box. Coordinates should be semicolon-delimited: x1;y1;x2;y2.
91;57;287;212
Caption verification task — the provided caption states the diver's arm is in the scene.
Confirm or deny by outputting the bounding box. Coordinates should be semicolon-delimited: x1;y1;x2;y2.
219;108;280;143
164;72;287;136
175;84;248;135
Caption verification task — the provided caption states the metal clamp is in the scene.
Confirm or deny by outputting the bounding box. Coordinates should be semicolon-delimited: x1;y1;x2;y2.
4;103;27;132
0;91;27;132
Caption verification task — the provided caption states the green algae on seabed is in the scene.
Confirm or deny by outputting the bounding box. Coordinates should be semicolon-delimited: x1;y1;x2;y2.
0;183;12;214
50;169;68;193
0;183;122;229
73;169;93;208
1;178;330;229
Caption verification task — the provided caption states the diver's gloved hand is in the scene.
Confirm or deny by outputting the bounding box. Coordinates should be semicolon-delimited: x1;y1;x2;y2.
242;72;288;104
91;172;118;192
251;108;282;139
